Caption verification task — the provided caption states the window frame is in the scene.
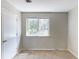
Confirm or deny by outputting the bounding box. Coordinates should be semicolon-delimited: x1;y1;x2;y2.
26;17;50;37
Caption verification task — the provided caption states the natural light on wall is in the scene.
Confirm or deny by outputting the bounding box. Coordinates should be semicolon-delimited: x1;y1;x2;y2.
26;18;49;36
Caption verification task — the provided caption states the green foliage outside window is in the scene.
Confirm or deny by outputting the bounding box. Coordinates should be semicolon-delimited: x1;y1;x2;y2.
27;20;38;34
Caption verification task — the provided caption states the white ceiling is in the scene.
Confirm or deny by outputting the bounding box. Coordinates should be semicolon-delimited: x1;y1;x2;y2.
6;0;77;12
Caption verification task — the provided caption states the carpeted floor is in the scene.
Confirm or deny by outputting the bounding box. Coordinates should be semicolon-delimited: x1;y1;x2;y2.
13;50;77;59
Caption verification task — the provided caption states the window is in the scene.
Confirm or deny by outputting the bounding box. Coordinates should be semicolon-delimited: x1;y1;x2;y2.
26;18;49;36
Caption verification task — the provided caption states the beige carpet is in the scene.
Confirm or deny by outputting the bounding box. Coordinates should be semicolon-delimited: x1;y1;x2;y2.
13;50;77;59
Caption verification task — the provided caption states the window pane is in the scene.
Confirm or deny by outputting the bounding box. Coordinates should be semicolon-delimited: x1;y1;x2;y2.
39;19;49;36
26;18;49;36
26;18;39;36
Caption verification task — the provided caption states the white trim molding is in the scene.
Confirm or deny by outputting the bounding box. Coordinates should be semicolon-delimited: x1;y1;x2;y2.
19;48;67;51
68;49;78;58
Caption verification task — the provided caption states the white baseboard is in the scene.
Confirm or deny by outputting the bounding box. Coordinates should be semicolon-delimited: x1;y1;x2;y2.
12;50;18;59
28;49;67;51
19;48;67;51
28;49;56;50
68;49;78;58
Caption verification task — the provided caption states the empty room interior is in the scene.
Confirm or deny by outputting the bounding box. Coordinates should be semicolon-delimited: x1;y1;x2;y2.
1;0;78;59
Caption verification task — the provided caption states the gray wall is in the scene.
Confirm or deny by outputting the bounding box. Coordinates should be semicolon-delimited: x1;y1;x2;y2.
68;7;78;57
21;12;68;50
